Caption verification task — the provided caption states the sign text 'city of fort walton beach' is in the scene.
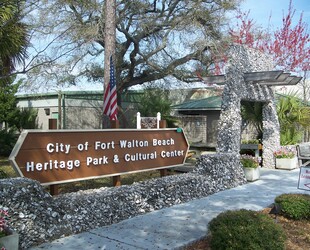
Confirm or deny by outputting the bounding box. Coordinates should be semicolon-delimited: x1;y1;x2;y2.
9;129;189;185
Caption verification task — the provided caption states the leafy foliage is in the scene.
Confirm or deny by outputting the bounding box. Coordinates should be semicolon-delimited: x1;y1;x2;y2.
10;107;38;132
241;139;260;144
241;101;263;139
275;193;310;220
0;106;38;156
0;78;19;129
136;88;177;127
0;1;33;156
208;209;286;250
0;130;18;156
240;154;260;168
0;169;9;179
0;0;29;76
276;93;310;145
20;0;240;92
0;79;37;156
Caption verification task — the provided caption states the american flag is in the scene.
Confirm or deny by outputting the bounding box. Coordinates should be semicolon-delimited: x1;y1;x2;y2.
103;56;117;120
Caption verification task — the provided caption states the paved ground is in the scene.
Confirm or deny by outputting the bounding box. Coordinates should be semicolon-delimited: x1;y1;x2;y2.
31;168;308;250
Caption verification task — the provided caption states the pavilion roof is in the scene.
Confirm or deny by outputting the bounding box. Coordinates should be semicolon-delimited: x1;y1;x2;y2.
199;70;302;86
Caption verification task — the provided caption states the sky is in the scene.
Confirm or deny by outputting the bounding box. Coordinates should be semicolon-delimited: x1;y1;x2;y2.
240;0;310;30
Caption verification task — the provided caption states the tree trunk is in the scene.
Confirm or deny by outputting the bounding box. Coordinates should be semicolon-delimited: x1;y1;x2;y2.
103;0;116;127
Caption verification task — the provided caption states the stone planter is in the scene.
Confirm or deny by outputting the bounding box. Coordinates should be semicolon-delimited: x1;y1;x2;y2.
0;229;19;250
275;157;298;170
243;167;260;181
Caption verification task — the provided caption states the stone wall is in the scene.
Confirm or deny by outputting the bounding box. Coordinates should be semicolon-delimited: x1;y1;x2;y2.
217;45;280;168
0;157;246;249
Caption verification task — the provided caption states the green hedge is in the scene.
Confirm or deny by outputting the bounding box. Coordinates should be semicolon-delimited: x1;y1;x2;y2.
208;209;286;250
275;193;310;220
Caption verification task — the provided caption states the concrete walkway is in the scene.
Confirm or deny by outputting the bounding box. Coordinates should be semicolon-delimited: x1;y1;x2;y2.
31;168;307;250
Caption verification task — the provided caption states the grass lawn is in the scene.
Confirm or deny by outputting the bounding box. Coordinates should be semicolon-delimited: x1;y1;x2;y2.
0;157;18;178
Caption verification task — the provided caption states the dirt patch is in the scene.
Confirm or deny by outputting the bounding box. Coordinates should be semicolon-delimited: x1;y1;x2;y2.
183;208;310;250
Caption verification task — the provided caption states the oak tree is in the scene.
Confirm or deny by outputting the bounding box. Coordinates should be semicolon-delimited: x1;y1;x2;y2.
20;0;240;94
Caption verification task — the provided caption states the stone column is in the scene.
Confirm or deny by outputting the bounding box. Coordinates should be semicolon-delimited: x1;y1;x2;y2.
216;87;242;153
262;100;280;168
217;47;245;154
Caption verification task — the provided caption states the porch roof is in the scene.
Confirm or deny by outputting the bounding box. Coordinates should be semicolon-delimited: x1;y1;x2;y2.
199;70;302;86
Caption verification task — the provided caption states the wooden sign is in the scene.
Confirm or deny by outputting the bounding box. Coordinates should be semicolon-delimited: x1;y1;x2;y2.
9;129;189;185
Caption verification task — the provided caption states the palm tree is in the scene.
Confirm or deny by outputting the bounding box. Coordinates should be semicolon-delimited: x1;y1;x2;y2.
241;101;263;140
277;92;310;145
0;0;29;80
0;0;29;131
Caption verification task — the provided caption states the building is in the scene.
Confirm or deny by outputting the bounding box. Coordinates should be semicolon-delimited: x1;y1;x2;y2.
172;96;222;148
17;91;104;130
16;90;143;130
16;88;262;149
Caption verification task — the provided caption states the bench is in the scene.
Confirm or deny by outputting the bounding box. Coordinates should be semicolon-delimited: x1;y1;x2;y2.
296;143;310;166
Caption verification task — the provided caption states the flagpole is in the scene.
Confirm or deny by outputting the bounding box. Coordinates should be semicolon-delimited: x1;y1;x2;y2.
103;0;116;128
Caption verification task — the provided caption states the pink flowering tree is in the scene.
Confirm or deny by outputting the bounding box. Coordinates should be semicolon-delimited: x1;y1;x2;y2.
229;0;309;99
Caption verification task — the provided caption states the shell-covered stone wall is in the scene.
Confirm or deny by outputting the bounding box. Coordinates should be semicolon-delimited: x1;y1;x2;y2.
217;45;280;168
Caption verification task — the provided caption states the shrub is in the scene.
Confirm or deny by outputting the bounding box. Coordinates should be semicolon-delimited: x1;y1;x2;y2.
0;130;18;156
241;139;260;144
275;193;310;220
0;169;9;179
208;209;286;250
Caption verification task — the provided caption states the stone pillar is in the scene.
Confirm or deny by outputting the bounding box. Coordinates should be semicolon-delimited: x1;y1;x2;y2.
217;102;242;153
262;100;280;168
217;48;244;154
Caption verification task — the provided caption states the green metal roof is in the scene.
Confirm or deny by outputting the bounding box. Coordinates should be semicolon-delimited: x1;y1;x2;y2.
172;92;310;111
16;90;142;102
172;95;222;110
